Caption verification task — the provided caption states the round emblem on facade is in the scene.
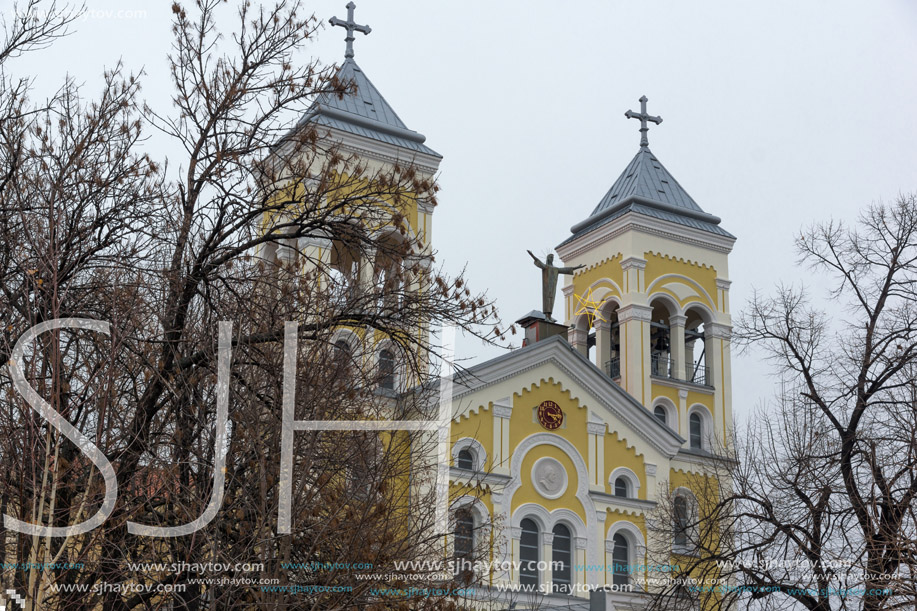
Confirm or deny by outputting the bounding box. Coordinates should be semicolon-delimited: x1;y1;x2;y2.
532;456;568;499
537;400;564;430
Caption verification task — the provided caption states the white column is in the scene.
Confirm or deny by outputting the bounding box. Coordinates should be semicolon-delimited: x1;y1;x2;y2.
708;322;733;451
568;326;589;357
644;462;658;502
575;537;588;593
594;319;612;374
490;491;509;586
510;526;521;584
492;398;512;476
543;532;554;594
669;314;687;381
587;421;606;492
617;304;652;404
678;388;688;438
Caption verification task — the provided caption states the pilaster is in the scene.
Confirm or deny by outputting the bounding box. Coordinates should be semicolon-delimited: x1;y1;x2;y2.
587;421;606;492
618;303;652;405
492;398;512;475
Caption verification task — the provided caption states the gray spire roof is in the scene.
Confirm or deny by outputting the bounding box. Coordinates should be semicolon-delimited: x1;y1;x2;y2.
296;59;440;157
560;147;733;246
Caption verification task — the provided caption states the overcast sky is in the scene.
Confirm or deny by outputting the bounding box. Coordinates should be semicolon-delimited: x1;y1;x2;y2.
14;0;917;422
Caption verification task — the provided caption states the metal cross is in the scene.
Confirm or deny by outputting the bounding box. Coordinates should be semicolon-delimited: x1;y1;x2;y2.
329;2;371;60
625;95;663;148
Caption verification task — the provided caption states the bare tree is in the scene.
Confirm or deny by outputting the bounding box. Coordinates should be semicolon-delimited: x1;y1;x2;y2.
0;1;505;609
647;194;917;611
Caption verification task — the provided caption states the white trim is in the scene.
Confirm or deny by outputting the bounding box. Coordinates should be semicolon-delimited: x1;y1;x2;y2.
452;437;487;472
608;467;641;499
510;504;587;540
687;404;714;450
330;328;361;354
449;496;491;559
671;487;699;555
375;339;401;392
647;292;682;318
531;457;569;500
619;256;647;271
681;301;718;326
651;396;677;433
556;209;736;261
606;520;646;585
505;434;601;580
452;338;686;456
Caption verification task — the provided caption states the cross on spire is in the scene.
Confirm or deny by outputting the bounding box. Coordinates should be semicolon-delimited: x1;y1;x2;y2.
329;2;371;60
625;95;663;148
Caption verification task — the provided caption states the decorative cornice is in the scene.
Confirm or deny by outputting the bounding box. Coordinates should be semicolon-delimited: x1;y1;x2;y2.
707;322;732;339
417;198;435;215
669;314;687;327
652;376;715;396
587;422;607;436
493;405;513;419
543;533;555;545
590;491;657;512
715;278;732;290
556;210;735;261
620;256;647;271
617;303;653;323
575;537;588;550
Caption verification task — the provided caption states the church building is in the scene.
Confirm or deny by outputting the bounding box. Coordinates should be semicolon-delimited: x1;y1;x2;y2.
271;5;736;609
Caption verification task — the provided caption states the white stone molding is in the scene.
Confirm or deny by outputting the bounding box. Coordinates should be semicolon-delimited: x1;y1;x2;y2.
511;504;587;540
605;519;647;558
587;421;607;436
715;278;732;290
531;457;568;500
575;537;588;550
687;404;715;450
608;467;642;498
645;463;658;477
707;322;732;340
493;397;513;419
620;256;647;271
555;209;736;261
505;434;600;581
452;437;487;472
617;304;653;323
543;532;555;546
669;314;687;327
678;389;688;399
652;396;677;432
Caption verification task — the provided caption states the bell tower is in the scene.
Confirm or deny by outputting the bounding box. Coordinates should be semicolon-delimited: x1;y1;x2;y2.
555;97;736;452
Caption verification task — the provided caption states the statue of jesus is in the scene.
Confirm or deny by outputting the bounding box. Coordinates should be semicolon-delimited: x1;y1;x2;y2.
527;250;584;323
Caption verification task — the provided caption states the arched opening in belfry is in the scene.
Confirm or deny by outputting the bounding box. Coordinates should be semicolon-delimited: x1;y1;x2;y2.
684;308;711;386
597;301;621;378
328;239;362;302
373;230;409;311
649;298;675;378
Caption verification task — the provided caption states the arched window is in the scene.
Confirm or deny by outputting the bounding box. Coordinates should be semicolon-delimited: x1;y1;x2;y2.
551;524;572;593
519;518;539;588
612;533;629;585
689;413;703;449
674;496;689;550
457;449;474;470
614;477;629;498
378;349;395;390
654;405;667;425
454;508;474;581
333;339;352;373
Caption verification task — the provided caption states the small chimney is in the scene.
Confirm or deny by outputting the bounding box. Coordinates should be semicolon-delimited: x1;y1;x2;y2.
516;310;569;347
